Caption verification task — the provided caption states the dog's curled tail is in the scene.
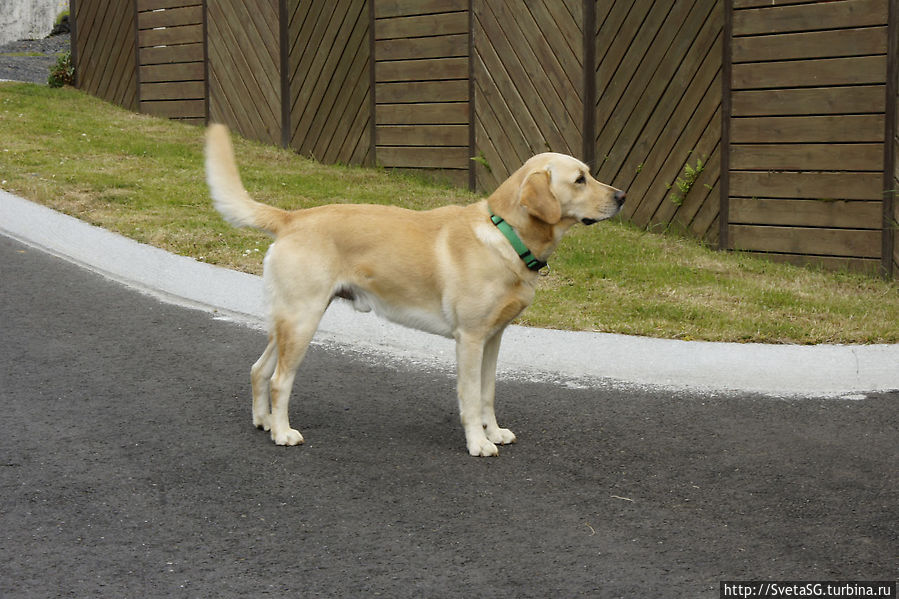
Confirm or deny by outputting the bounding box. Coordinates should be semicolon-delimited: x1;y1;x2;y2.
205;124;289;235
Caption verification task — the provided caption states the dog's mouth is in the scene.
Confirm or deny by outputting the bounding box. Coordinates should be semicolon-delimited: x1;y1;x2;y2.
581;218;598;225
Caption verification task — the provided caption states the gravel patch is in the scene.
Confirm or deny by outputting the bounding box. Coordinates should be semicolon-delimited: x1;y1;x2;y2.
0;33;70;84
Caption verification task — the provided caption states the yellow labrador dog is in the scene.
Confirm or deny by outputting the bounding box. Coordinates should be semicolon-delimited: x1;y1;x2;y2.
205;124;625;456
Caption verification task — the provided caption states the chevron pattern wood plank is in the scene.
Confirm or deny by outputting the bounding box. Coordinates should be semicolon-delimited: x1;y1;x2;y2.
594;0;722;242
73;0;137;111
472;0;583;192
208;0;282;145
289;0;371;166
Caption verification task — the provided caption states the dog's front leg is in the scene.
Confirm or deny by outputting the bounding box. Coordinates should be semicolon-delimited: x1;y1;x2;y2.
456;333;498;457
481;329;516;446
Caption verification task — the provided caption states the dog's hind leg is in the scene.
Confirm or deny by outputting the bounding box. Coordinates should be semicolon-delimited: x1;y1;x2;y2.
267;308;325;446
250;335;278;431
480;329;516;446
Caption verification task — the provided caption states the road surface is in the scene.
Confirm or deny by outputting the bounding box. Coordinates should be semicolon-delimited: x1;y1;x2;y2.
1;235;896;597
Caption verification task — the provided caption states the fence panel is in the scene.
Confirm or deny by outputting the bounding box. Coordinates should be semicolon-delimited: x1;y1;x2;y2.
136;0;205;124
472;0;583;191
594;0;723;241
289;0;371;166
374;0;469;185
207;0;281;145
73;0;137;111
726;0;891;274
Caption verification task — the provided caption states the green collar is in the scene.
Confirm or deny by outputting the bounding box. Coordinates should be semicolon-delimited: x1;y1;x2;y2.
488;209;547;271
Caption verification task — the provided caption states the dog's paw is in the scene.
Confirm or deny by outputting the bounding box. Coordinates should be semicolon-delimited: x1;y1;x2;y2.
253;413;271;431
271;428;304;446
467;437;499;457
486;427;516;445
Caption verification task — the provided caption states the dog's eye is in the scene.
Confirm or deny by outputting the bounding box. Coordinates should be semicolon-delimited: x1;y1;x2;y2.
575;174;586;185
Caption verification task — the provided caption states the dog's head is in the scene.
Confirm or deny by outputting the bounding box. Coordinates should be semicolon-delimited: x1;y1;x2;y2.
515;153;625;226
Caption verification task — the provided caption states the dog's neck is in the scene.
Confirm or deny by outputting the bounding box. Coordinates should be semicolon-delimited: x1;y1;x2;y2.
486;176;575;265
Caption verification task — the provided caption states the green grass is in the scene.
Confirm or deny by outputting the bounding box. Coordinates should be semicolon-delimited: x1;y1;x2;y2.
2;82;898;344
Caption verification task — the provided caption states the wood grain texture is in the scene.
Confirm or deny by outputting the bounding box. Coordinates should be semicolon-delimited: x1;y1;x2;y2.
725;0;892;271
289;0;371;165
595;0;723;241
208;0;281;143
74;0;138;111
135;0;205;123
473;0;583;190
374;2;469;172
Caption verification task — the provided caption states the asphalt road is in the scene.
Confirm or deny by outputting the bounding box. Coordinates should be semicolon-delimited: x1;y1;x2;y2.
1;234;896;598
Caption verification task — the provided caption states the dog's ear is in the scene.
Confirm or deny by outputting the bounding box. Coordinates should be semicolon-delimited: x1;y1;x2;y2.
519;170;561;224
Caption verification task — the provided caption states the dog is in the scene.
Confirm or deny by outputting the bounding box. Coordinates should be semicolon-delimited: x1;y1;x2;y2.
205;124;625;456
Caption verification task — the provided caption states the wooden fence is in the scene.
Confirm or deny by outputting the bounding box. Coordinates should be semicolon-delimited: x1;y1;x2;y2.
725;0;897;275
71;0;898;278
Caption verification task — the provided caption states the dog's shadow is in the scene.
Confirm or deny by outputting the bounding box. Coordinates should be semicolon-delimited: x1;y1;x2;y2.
270;345;462;453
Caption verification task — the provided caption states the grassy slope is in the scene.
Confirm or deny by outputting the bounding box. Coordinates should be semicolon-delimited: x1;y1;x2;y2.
2;82;897;344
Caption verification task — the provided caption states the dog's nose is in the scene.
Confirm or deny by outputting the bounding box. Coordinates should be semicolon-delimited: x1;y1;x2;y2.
614;190;627;207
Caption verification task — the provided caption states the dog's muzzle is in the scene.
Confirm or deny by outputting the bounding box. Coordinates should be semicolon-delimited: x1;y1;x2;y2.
582;190;626;225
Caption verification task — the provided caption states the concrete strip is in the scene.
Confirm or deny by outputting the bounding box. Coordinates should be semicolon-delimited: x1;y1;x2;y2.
3;190;897;397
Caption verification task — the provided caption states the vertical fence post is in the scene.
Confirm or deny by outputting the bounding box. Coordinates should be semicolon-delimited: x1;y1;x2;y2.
719;0;733;252
882;0;898;277
279;0;290;148
368;0;377;167
132;0;141;113
468;0;476;191
202;0;209;126
582;0;595;171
